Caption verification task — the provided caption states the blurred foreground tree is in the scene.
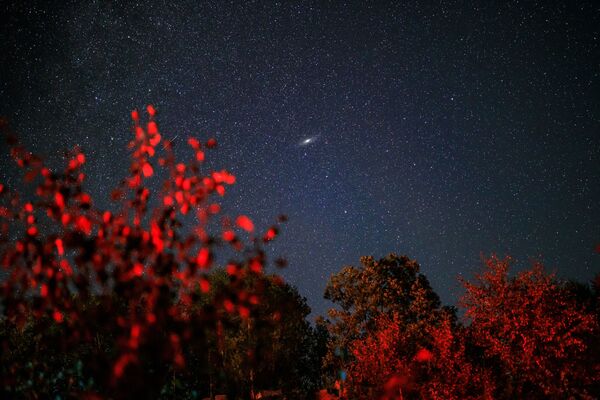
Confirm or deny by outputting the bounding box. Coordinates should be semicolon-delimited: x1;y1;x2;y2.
0;108;287;398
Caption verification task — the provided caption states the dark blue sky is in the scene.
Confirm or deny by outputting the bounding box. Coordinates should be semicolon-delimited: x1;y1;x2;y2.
1;1;599;318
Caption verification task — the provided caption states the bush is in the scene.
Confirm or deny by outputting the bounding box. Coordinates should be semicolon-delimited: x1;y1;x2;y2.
0;107;285;398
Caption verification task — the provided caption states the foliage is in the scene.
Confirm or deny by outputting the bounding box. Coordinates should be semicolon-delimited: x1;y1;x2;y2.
323;253;448;398
201;269;325;399
421;314;496;400
323;254;599;399
461;256;599;399
2;105;599;399
345;312;410;398
0;108;286;398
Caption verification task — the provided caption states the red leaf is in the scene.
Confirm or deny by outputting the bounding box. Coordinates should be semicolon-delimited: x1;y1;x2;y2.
142;163;154;177
113;354;134;378
61;213;71;225
55;192;65;209
199;278;210;293
60;259;73;275
206;138;217;148
226;263;238;276
148;121;158;135
263;227;277;242
222;230;235;242
135;126;145;140
236;215;254;232
223;172;236;185
55;238;64;256
76;216;92;235
249;259;262;273
149;133;161;147
80;193;91;206
196;247;211;269
188;138;200;149
133;263;144;277
415;348;433;362
224;299;235;313
53;310;64;323
239;306;250;319
147;104;156;117
77;153;86;165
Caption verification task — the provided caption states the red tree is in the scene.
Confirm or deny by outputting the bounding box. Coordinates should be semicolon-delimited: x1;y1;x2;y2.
0;108;284;398
346;313;411;399
348;312;495;400
422;315;495;400
329;254;598;399
461;256;599;399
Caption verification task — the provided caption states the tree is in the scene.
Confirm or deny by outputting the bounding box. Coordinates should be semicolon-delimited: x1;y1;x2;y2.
345;303;495;400
323;253;448;398
422;314;495;400
461;256;599;399
195;269;325;399
345;312;411;399
0;108;285;398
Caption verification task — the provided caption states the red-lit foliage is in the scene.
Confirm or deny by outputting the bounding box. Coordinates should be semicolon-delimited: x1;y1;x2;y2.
325;254;599;399
324;254;449;399
347;313;495;400
421;316;495;400
461;256;599;399
0;110;285;398
346;313;413;399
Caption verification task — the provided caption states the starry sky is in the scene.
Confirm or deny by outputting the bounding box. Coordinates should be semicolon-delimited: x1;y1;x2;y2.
1;1;599;318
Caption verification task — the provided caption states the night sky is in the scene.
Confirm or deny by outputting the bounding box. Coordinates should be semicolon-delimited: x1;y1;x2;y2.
1;1;599;318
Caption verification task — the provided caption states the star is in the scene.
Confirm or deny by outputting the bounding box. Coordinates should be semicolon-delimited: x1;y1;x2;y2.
1;1;597;319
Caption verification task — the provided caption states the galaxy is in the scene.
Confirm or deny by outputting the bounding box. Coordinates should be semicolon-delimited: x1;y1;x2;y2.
299;136;319;146
1;1;599;318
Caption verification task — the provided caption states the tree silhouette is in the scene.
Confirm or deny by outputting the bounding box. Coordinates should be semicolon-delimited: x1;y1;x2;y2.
193;269;324;399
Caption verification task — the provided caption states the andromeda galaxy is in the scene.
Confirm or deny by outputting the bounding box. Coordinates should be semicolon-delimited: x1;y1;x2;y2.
298;136;319;146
